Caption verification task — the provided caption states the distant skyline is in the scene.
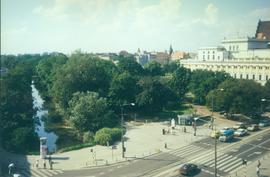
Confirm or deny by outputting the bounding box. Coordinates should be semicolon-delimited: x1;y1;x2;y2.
1;0;270;55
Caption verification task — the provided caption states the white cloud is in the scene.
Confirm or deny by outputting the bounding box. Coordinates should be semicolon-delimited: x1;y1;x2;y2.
204;3;218;24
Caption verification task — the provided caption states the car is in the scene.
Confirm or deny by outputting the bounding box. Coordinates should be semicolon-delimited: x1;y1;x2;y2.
234;128;248;137
220;127;232;134
258;120;270;127
247;124;259;131
233;122;247;130
179;163;199;175
211;130;221;138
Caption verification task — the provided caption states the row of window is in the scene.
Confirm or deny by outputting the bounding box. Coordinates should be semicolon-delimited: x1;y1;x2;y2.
202;55;221;60
234;74;269;81
197;65;269;70
229;45;239;51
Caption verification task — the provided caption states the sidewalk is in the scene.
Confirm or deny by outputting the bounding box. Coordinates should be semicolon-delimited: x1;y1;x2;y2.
227;153;270;177
0;108;237;172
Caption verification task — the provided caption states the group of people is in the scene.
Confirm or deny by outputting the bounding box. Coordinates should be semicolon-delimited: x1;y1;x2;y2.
35;155;53;170
242;159;261;176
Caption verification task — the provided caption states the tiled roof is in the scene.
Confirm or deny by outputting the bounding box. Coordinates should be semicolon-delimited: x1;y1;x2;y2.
256;20;270;40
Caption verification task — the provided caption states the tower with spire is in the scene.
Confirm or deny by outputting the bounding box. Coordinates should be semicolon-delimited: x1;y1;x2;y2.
169;44;173;56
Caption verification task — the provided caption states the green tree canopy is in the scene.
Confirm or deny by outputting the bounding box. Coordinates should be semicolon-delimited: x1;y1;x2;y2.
108;72;138;107
136;77;174;113
169;67;191;100
68;92;119;132
189;70;230;104
144;61;163;76
206;79;263;118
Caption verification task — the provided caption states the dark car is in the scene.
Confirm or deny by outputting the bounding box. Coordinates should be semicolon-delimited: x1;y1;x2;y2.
179;163;199;175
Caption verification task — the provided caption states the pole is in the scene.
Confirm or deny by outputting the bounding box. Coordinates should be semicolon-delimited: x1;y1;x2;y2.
211;96;214;130
121;106;125;158
214;126;217;177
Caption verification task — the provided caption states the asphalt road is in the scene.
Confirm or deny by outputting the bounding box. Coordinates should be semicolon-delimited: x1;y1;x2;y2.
54;127;270;177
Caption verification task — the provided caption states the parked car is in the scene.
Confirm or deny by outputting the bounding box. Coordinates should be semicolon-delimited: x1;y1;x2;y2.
179;163;199;175
259;120;270;127
233;122;247;130
234;128;248;137
247;124;259;131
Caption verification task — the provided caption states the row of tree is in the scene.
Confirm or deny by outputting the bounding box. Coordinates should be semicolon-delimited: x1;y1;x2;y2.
0;55;44;153
34;52;192;134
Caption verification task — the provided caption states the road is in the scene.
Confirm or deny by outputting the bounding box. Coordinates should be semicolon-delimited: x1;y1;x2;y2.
16;127;270;177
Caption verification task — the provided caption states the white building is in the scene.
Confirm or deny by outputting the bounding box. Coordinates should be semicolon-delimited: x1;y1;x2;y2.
181;37;270;85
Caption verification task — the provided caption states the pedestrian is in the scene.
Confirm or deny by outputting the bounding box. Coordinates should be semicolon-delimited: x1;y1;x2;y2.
48;155;52;163
165;143;167;149
183;127;186;133
43;160;46;169
258;160;261;167
35;159;39;168
49;161;53;170
256;166;260;176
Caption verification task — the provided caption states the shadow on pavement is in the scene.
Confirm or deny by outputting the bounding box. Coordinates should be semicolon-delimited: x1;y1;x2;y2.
0;147;30;177
50;157;69;160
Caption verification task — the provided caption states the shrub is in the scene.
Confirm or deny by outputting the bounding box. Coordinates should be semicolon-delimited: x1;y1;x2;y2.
94;128;123;146
83;131;94;143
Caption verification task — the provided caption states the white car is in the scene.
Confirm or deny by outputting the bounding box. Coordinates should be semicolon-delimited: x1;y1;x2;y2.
234;128;248;137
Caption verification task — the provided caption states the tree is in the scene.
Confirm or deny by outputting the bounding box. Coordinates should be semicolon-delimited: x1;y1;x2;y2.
169;67;191;100
35;53;68;98
51;54;114;110
117;57;145;76
136;77;174;113
144;61;163;76
108;72;138;106
189;70;230;104
0;58;39;153
68;92;119;132
206;79;263;118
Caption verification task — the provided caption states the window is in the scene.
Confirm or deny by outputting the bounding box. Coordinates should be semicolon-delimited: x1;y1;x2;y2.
259;75;261;80
213;55;215;60
253;75;255;80
236;46;239;50
213;51;215;54
246;74;249;79
207;55;209;59
259;67;262;69
218;56;220;60
266;75;269;80
203;55;205;60
240;74;242;79
234;73;236;78
233;46;235;51
229;46;231;50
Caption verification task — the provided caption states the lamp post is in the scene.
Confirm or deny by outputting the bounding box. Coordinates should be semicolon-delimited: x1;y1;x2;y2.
211;88;224;177
121;103;135;158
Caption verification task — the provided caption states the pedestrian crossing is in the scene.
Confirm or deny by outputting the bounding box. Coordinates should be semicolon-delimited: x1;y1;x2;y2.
19;168;64;177
194;153;243;173
167;144;244;175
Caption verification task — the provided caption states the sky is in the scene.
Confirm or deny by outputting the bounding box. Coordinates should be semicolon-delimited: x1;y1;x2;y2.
1;0;270;55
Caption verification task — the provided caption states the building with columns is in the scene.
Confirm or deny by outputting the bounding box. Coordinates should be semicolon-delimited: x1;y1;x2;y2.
180;21;270;85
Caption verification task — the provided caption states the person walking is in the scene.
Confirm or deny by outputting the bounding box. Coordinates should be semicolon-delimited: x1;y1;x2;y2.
256;166;260;176
258;160;261;167
43;160;46;169
49;160;53;170
35;159;39;168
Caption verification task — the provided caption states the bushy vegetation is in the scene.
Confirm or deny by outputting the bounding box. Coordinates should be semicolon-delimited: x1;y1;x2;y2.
94;128;122;146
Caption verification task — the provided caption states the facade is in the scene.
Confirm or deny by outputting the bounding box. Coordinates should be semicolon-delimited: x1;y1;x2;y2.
171;51;188;61
181;37;270;85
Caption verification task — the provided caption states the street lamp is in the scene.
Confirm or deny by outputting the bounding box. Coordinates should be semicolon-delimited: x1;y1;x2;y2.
211;88;224;177
121;103;135;158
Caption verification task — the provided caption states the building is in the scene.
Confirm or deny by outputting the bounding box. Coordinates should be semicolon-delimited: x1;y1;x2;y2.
171;51;188;61
255;20;270;40
180;21;270;85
